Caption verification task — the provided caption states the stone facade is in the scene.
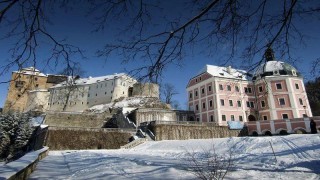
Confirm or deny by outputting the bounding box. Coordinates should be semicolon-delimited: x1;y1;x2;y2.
151;123;246;141
47;73;138;112
131;83;159;98
44;111;113;128
45;127;134;150
3;67;66;113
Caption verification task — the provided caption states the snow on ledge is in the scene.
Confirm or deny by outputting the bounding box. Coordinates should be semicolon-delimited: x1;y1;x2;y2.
0;147;49;179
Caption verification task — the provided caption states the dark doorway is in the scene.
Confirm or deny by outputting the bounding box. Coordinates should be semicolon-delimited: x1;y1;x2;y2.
248;115;256;121
128;87;133;97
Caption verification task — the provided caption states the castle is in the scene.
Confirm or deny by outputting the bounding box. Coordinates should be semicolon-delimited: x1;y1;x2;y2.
187;47;312;125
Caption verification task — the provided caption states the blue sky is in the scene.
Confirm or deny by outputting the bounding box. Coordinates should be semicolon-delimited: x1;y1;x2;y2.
0;1;320;109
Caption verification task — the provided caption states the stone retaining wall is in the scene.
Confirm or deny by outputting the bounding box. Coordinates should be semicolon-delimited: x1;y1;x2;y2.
153;124;247;141
46;127;134;150
44;111;112;128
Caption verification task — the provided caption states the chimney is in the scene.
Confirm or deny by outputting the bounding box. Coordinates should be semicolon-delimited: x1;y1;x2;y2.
227;66;232;74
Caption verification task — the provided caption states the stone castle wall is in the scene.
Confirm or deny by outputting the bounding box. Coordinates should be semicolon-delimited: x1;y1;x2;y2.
44;112;112;128
45;127;133;150
132;83;159;98
152;124;247;141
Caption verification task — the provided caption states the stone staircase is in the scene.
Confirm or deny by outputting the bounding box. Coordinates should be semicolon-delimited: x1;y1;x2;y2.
120;138;147;149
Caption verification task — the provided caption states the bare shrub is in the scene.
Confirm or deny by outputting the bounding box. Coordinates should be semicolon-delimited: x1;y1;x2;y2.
186;145;233;180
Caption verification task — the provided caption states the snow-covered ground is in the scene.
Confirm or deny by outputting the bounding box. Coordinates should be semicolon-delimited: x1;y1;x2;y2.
29;134;320;180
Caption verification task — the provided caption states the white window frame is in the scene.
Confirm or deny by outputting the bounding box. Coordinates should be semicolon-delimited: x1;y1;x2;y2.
209;100;213;107
237;100;241;107
279;98;285;106
295;83;299;89
263;115;268;121
222;115;226;121
299;98;303;105
239;115;243;121
231;115;235;121
235;86;239;92
229;100;233;106
220;99;225;106
227;85;231;91
282;114;289;119
276;83;282;90
219;84;223;90
258;86;263;92
261;100;266;108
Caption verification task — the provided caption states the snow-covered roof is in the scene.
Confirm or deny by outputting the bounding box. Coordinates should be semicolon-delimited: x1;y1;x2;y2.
50;73;134;88
14;67;46;77
198;64;248;80
253;60;300;79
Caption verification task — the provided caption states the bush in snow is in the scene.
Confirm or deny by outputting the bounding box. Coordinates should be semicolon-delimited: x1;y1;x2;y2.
0;113;34;162
187;145;233;180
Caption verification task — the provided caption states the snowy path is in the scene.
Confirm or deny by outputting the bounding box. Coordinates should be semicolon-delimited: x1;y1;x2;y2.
29;134;320;180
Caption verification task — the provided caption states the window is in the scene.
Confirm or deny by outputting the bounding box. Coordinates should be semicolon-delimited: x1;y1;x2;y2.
17;94;21;98
15;81;24;88
282;114;289;119
195;90;198;97
196;104;199;111
82;102;83;104
222;115;226;121
231;115;235;121
189;93;193;99
88;94;90;97
210;115;214;122
295;83;299;89
229;100;233;106
276;83;282;90
219;84;223;90
239;116;243;121
95;93;97;96
247;101;254;108
196;117;200;121
105;92;107;95
199;77;202;81
299;98;303;105
208;85;212;92
250;102;254;108
227;85;231;91
209;100;213;107
258;86;263;92
261;100;266;108
244;87;252;93
196;79;198;82
220;99;225;106
87;102;89;104
263;116;268;120
201;88;205;94
237;100;241;107
35;77;38;81
35;84;39;88
202;102;206;109
235;86;239;92
279;98;285;105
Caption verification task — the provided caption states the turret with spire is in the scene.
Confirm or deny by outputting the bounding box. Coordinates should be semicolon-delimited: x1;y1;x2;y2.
264;45;275;62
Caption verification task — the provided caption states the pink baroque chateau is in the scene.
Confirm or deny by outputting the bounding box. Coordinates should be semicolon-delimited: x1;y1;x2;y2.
186;47;312;126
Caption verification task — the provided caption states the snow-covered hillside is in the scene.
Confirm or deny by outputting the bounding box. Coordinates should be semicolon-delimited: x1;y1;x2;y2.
87;97;168;113
29;134;320;179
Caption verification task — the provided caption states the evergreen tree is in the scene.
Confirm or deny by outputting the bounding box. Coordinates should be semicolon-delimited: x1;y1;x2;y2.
0;113;34;161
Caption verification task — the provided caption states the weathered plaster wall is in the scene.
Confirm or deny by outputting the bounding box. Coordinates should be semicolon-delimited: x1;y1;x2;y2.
46;127;133;150
132;83;159;98
153;124;247;141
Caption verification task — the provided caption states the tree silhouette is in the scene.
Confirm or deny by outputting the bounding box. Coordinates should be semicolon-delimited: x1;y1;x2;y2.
1;0;320;83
